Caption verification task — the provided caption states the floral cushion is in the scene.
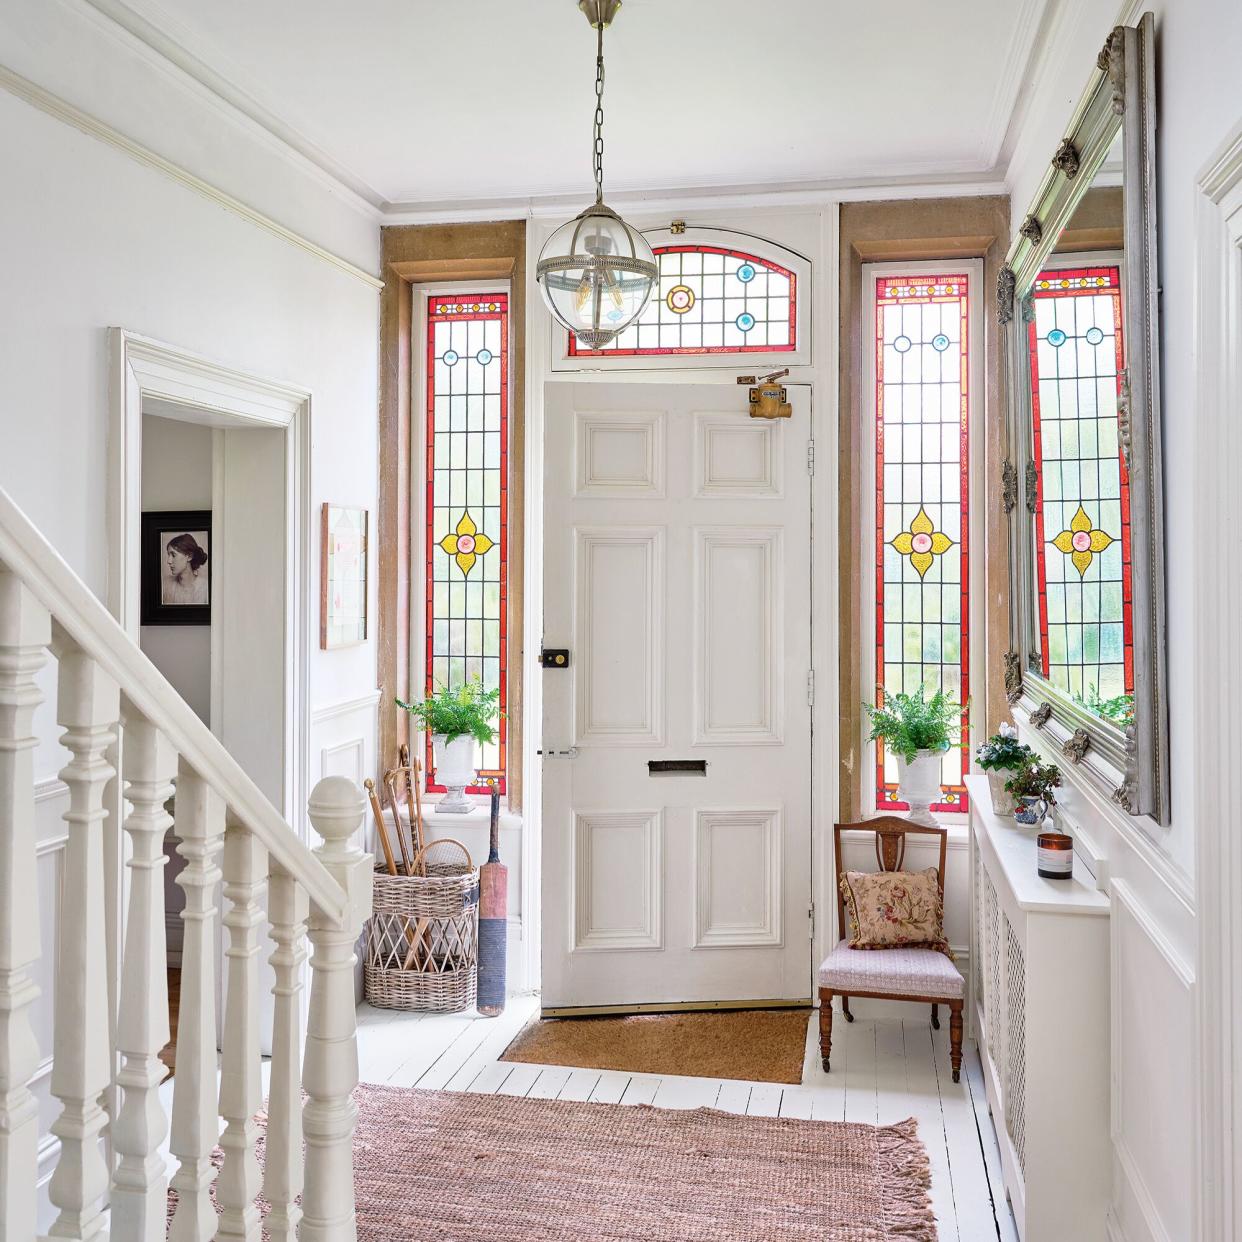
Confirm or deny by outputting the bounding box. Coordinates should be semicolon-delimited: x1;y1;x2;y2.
839;867;949;955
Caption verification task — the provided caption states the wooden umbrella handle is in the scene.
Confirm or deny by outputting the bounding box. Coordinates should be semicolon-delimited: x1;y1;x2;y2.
364;778;398;876
383;769;416;876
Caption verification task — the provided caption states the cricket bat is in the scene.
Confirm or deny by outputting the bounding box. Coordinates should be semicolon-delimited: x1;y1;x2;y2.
476;782;507;1016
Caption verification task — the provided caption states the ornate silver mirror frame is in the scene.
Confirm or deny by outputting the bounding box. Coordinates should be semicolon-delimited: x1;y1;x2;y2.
998;13;1169;824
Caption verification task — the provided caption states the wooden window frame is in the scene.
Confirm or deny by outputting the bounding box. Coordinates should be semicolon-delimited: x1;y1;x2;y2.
378;223;527;808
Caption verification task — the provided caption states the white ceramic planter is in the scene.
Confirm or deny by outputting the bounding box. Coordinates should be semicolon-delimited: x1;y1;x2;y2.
432;733;478;813
987;770;1018;816
896;750;943;827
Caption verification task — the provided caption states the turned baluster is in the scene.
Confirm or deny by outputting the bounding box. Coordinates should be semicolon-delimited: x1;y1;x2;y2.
47;645;119;1240
0;572;50;1242
217;818;268;1242
302;776;372;1242
265;864;309;1241
111;713;176;1239
167;763;224;1242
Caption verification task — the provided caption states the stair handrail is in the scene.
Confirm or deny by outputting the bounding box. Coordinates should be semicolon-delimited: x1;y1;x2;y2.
0;484;347;923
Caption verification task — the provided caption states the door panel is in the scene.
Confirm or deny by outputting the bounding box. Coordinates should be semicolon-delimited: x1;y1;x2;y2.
542;382;812;1010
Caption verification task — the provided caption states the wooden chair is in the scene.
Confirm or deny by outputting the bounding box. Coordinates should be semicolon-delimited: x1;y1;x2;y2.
818;815;965;1081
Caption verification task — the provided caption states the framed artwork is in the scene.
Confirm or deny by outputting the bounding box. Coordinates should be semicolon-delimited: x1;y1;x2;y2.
141;510;212;626
321;504;368;648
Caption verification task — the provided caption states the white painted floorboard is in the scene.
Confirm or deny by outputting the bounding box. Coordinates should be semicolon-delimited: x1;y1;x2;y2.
355;997;1017;1241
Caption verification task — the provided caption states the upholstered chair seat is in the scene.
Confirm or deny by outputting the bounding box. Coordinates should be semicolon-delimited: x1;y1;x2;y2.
818;940;964;1000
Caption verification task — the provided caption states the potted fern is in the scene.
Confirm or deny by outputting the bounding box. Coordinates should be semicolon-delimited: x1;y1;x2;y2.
975;722;1034;815
863;685;963;826
397;678;502;813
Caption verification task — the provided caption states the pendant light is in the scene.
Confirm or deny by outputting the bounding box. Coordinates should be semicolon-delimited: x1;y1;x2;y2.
536;0;658;350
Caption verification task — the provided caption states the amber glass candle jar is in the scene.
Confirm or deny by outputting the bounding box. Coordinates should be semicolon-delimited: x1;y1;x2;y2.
1037;831;1074;880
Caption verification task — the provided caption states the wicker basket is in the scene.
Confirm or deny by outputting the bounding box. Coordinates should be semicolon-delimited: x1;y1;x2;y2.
365;856;479;1013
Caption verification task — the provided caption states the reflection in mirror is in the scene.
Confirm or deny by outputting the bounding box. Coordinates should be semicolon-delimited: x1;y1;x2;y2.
1025;133;1133;729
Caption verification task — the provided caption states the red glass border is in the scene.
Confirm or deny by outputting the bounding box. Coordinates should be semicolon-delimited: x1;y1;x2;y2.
873;275;972;815
1027;266;1133;694
425;292;509;795
567;245;798;358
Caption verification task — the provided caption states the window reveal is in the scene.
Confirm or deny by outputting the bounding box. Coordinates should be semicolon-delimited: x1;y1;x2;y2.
1028;265;1133;722
874;275;971;813
567;245;796;357
425;294;508;792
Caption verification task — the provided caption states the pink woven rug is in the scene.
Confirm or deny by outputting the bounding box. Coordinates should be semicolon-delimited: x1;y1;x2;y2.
170;1082;936;1240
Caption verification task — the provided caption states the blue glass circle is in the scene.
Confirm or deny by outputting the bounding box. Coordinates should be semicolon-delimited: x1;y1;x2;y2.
1047;328;1067;348
736;312;756;332
893;335;912;353
442;349;460;366
736;263;757;283
1085;326;1104;346
476;348;493;366
932;333;950;352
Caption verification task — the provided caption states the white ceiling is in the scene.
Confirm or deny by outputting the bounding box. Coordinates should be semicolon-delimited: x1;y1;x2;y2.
96;0;1049;211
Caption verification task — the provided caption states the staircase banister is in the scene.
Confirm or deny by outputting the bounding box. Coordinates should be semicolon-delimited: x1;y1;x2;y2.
0;484;347;925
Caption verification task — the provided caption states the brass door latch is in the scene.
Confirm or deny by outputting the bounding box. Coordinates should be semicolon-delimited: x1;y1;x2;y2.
737;369;791;419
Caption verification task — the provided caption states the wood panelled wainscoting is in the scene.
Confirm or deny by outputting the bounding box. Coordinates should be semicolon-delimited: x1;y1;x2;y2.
377;222;527;805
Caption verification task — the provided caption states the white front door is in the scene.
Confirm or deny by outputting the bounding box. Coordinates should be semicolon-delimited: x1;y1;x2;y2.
541;382;813;1011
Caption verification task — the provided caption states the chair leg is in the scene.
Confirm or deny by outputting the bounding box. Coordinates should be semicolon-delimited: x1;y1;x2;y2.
931;1003;939;1030
818;989;833;1071
949;1000;964;1083
842;996;854;1023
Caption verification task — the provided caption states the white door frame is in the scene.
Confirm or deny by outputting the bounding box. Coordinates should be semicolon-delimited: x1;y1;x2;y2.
1193;120;1242;1242
107;329;312;1039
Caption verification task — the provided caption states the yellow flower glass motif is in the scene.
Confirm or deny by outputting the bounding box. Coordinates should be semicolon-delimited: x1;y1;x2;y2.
438;511;494;577
890;507;954;578
1052;504;1114;577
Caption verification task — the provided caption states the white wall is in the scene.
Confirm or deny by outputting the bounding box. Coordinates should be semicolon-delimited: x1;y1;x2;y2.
139;414;213;722
1004;2;1242;1238
0;84;380;784
0;6;380;1222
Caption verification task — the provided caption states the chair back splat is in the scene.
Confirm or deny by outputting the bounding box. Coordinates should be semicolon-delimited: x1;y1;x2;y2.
832;815;948;950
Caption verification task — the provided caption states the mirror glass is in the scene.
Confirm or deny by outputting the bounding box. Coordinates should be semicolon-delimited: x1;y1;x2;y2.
1023;131;1134;730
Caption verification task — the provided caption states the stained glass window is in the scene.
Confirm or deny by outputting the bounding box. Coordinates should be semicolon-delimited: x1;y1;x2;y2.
874;274;971;813
425;293;508;792
567;245;796;357
1028;265;1133;721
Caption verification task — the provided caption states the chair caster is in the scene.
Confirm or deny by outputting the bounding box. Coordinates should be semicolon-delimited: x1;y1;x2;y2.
952;1070;960;1083
822;1058;830;1072
844;1012;854;1023
931;1015;940;1030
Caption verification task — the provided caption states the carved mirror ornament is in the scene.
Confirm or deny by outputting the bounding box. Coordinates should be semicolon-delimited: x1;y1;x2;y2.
1001;460;1018;514
1063;729;1091;765
1001;14;1169;824
1051;139;1081;181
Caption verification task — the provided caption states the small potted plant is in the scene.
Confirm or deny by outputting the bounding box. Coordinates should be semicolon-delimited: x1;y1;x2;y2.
1005;757;1062;826
397;679;502;813
975;722;1034;816
863;685;963;826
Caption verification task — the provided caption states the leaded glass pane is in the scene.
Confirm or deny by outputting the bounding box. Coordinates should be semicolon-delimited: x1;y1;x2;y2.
425;293;508;791
874;275;971;813
568;245;796;357
1028;265;1133;726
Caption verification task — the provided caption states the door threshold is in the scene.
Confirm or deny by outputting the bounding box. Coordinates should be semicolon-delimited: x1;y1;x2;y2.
541;997;813;1018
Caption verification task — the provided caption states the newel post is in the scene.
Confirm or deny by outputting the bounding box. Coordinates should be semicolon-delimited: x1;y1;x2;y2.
302;777;371;1242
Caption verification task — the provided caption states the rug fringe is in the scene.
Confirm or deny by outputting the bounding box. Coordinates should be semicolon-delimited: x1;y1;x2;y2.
874;1118;937;1240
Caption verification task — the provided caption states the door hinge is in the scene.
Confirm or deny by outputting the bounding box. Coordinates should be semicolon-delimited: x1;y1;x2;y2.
806;438;816;475
806;668;815;706
808;901;815;940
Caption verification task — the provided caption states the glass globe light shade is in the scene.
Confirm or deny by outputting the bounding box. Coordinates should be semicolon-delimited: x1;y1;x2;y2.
536;202;659;350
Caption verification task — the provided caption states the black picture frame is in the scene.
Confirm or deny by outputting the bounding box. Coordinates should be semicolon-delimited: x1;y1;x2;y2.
141;510;212;626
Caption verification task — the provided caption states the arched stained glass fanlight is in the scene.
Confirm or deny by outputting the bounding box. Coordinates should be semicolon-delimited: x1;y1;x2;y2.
536;1;658;350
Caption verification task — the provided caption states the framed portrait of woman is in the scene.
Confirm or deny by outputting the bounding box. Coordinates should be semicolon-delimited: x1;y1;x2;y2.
141;510;212;626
